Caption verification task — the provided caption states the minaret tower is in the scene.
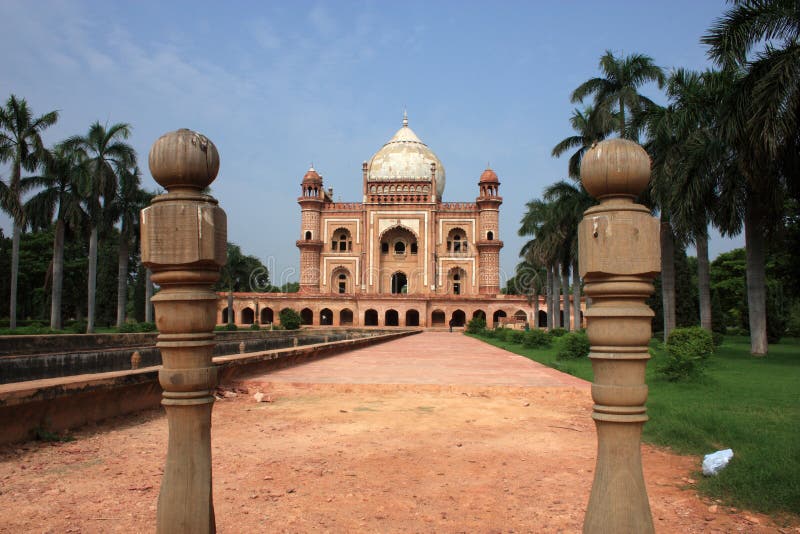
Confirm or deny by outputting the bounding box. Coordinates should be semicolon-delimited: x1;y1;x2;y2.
297;166;324;293
476;167;503;294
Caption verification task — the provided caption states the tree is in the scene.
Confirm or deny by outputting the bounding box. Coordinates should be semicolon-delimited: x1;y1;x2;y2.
542;180;596;331
571;50;665;139
108;166;151;327
0;95;58;328
551;105;615;180
66;122;136;333
702;0;799;355
24;144;86;329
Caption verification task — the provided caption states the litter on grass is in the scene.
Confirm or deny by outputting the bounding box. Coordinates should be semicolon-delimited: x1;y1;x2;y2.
702;449;734;476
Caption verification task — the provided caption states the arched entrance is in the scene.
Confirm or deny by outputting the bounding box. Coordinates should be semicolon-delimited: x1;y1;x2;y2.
538;310;548;327
260;307;273;324
514;310;527;324
340;308;354;325
241;308;254;325
221;307;230;324
431;310;446;326
391;272;408;294
300;308;313;325
405;309;420;327
320;308;333;326
451;309;466;327
385;309;399;326
364;309;378;326
492;309;507;327
472;309;486;320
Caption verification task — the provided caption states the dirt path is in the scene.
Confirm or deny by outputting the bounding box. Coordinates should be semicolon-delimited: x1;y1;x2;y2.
0;332;795;533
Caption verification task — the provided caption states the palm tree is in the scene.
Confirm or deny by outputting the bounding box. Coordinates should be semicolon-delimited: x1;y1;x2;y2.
0;95;58;329
551;105;615;180
702;3;799;355
543;180;596;331
513;259;546;327
66;122;136;333
24;144;86;329
571;50;665;139
108;166;151;328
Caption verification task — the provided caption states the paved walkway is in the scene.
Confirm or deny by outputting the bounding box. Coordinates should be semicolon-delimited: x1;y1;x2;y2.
244;331;588;387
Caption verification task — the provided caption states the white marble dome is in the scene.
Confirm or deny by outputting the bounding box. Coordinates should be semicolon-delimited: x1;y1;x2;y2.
367;114;446;198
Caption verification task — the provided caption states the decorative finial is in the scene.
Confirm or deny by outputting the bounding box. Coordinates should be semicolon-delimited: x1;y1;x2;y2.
310;162;315;171
403;109;408;127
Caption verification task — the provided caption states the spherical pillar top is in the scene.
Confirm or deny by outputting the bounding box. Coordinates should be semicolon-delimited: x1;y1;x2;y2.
149;128;220;191
580;138;651;200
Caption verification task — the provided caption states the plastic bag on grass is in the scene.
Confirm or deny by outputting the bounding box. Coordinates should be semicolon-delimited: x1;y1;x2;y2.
702;448;733;476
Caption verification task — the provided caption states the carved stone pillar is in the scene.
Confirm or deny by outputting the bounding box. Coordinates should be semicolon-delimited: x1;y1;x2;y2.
141;129;226;534
578;138;660;533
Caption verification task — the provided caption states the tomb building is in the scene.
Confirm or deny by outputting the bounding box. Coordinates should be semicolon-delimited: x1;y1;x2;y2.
219;114;581;328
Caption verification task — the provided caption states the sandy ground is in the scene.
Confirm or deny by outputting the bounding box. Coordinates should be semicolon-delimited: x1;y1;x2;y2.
0;333;797;533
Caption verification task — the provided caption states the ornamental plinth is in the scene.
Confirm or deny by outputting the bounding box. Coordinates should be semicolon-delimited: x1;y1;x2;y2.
579;138;660;533
141;128;226;534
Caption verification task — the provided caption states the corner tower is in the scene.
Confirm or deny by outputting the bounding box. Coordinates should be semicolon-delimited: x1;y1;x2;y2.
476;167;503;294
297;166;325;293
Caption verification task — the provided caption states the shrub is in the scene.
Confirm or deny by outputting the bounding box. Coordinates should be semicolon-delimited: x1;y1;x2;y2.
555;331;590;360
250;323;261;330
68;320;87;333
549;327;567;338
658;326;714;381
501;328;516;342
510;330;525;344
279;308;302;330
465;317;486;334
522;329;551;348
224;322;238;331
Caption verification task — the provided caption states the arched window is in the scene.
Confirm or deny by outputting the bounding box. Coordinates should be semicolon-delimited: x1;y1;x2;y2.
305;230;312;240
487;231;494;241
391;272;408;294
331;228;352;252
394;241;405;254
447;228;468;254
448;267;467;295
381;242;389;254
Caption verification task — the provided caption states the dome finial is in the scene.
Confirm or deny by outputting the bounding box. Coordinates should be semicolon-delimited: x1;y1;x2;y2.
402;108;408;127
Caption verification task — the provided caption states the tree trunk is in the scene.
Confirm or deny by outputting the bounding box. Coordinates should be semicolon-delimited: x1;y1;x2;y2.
50;219;65;330
116;236;129;328
572;257;581;330
145;268;153;323
552;263;561;329
9;223;20;329
87;226;98;333
696;232;712;332
533;291;540;329
745;202;768;356
561;264;571;331
227;290;234;326
660;221;676;342
546;267;553;330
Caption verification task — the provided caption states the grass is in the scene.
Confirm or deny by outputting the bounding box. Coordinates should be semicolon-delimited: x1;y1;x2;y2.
468;331;800;518
0;325;146;335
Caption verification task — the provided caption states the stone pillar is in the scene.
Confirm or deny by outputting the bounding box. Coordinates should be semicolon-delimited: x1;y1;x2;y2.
578;139;660;533
141;128;226;534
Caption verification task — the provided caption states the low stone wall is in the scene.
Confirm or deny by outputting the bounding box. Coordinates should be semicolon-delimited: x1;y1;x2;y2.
0;329;418;445
0;329;386;384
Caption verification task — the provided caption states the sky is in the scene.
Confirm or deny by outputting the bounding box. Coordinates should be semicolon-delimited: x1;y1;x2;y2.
0;0;743;288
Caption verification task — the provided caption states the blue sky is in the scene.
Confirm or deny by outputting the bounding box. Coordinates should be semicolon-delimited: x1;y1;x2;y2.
0;0;742;287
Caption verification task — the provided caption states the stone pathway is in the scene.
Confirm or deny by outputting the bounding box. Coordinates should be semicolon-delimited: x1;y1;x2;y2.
244;331;588;388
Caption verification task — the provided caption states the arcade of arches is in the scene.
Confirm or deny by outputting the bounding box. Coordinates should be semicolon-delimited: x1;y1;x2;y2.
216;296;584;329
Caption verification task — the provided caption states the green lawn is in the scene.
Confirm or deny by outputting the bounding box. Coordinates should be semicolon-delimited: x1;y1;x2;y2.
468;332;800;518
